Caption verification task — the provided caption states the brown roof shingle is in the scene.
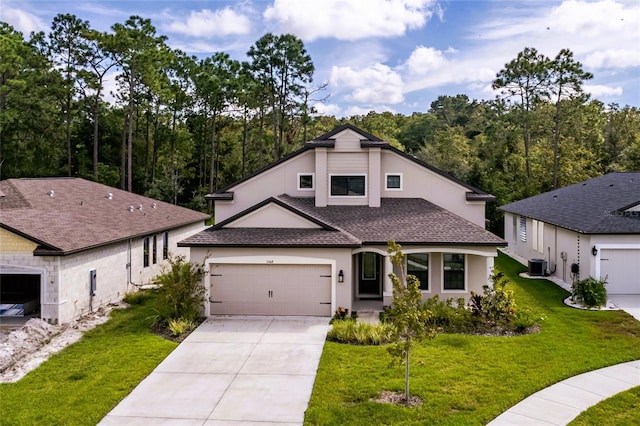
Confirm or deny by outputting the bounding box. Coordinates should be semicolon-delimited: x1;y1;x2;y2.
1;178;209;255
179;195;505;248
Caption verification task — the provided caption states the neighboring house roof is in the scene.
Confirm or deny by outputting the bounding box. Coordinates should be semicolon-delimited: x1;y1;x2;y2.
208;124;495;202
180;195;506;248
500;172;640;234
0;177;210;255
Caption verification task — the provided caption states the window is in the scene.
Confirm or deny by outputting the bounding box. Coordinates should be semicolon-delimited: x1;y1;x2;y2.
519;217;527;242
297;173;314;191
533;220;544;252
330;175;366;196
162;232;169;260
407;253;429;290
152;235;157;264
385;173;402;190
512;215;518;243
143;237;150;268
443;253;465;290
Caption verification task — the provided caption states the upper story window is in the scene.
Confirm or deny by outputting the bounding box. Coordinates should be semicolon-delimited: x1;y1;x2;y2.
385;173;402;190
297;173;314;191
407;253;429;291
330;175;366;197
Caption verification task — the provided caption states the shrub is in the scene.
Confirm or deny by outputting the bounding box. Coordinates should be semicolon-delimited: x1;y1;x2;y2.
327;319;395;345
330;306;350;324
154;254;207;322
123;290;152;305
573;277;607;308
167;317;197;337
469;271;517;326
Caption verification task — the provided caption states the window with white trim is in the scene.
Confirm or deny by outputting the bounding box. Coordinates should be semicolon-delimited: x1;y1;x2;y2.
407;253;429;290
385;173;402;190
143;237;150;267
297;173;314;191
519;217;527;242
443;253;465;290
330;175;366;196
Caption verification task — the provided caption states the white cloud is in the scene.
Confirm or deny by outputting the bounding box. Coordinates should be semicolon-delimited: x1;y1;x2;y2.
584;84;623;97
331;64;404;104
583;49;640;69
405;46;448;74
166;8;251;37
344;105;395;116
0;6;47;35
312;102;341;117
264;0;436;41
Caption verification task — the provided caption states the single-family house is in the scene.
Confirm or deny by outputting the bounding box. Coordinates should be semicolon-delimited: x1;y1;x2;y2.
500;172;640;295
179;124;506;316
0;177;209;324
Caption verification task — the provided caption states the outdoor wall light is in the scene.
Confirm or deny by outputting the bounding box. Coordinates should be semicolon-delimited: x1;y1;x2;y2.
338;269;344;283
592;246;598;256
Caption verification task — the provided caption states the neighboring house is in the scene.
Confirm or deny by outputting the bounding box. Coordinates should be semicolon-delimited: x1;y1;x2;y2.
180;124;505;316
0;177;209;324
500;172;640;294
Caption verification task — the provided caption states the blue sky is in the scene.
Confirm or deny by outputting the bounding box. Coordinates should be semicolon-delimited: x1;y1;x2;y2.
2;0;639;117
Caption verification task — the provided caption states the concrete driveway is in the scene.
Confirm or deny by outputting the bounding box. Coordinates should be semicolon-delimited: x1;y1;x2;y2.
610;295;640;321
100;316;329;426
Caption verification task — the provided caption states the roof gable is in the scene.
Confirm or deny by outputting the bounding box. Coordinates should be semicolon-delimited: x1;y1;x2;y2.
223;202;323;229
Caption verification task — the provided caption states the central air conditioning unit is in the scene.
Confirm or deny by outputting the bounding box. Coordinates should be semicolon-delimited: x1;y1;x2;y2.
528;259;547;277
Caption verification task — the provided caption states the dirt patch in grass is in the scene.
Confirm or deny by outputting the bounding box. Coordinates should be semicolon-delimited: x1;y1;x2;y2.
372;390;423;407
0;304;123;383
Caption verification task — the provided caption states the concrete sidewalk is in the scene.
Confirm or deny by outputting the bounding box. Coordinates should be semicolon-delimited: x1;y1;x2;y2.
100;316;329;426
488;360;640;425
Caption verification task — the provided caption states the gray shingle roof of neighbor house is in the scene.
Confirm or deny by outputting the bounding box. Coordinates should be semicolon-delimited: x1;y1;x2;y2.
500;172;640;234
179;195;506;248
0;177;210;255
207;124;496;202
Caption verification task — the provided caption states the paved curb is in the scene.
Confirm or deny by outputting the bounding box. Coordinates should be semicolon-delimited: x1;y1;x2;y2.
488;360;640;425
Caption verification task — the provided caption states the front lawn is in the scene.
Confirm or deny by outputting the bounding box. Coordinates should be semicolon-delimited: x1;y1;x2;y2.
305;253;640;425
0;294;177;425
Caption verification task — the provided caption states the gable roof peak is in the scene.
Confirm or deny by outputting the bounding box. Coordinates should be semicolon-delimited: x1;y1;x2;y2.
308;123;385;144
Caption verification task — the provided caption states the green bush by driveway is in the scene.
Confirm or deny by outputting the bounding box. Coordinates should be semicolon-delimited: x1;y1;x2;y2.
305;253;640;425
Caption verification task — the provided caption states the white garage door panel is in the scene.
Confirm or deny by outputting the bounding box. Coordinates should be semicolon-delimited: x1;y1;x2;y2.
600;249;640;295
210;264;331;316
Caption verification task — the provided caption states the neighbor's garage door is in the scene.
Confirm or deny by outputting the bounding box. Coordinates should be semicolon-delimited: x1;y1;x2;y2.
210;264;332;316
600;249;640;294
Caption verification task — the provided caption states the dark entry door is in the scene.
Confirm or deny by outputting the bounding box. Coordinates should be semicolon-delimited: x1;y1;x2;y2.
358;252;381;299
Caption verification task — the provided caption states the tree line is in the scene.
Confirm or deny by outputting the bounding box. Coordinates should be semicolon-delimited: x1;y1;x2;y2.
1;15;638;233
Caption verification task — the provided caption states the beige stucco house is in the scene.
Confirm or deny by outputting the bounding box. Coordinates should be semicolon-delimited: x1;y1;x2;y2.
500;172;640;295
0;178;209;324
180;124;505;316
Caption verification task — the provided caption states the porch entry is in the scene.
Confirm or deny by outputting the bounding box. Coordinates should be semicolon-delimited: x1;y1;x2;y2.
357;252;382;300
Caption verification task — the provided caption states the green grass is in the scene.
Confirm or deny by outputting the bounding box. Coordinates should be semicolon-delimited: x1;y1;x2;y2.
570;386;640;425
0;293;176;426
305;253;640;425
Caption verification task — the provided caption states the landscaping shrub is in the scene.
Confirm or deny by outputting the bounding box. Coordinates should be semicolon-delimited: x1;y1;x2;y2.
573;277;608;308
154;254;206;323
167;317;197;337
123;290;152;305
327;319;395;345
469;271;517;326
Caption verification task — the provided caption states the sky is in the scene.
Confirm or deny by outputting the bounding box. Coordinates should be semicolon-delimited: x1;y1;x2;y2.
2;0;639;117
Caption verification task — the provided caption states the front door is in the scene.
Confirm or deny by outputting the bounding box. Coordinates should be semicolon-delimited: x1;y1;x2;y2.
358;252;382;299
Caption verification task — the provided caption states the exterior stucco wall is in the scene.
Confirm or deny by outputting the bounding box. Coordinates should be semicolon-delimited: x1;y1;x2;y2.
225;204;320;228
0;222;204;324
380;151;486;227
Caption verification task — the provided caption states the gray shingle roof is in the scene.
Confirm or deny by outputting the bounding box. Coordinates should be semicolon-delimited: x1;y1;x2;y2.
0;178;210;255
180;196;505;248
500;172;640;234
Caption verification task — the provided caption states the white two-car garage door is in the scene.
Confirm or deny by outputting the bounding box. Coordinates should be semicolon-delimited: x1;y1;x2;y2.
209;263;332;316
600;249;640;294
